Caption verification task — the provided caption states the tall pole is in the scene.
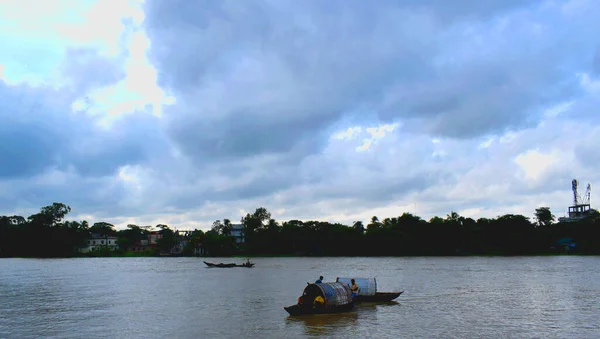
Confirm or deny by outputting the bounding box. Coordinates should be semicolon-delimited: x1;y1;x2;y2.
572;179;579;206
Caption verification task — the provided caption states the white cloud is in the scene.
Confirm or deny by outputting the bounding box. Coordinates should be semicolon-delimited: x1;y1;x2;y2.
514;149;560;181
332;127;362;141
543;101;574;118
357;123;399;151
478;137;494;149
579;72;600;94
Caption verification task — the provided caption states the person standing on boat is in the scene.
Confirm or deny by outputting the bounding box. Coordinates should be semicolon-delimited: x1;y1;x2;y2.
315;276;323;284
350;279;360;298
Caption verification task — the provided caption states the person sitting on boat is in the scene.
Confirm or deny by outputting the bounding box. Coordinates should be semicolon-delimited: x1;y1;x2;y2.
315;276;323;284
350;279;360;298
313;295;325;310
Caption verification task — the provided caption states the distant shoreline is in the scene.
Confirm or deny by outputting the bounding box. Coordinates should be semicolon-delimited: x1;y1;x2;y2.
3;203;600;258
2;253;597;259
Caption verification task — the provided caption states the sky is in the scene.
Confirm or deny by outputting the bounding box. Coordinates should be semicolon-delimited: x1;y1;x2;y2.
1;0;599;230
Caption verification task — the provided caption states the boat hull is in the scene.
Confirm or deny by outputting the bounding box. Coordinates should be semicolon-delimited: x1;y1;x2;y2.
284;302;355;316
203;261;254;268
355;291;403;302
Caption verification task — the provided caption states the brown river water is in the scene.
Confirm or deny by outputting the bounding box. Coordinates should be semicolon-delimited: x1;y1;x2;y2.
1;256;599;338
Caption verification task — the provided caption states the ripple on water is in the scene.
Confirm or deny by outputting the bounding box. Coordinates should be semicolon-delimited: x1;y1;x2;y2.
1;257;600;338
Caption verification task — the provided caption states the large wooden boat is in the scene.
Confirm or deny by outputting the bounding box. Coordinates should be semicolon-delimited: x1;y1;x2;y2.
284;282;355;316
203;260;254;268
336;277;403;303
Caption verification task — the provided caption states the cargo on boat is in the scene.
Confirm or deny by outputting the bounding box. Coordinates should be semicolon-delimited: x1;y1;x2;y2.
336;277;403;302
284;282;355;316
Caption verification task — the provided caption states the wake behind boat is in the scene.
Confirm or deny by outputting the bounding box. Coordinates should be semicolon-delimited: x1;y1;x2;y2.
203;259;254;268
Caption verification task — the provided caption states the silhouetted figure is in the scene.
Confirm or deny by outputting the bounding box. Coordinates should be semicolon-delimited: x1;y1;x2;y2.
350;279;359;298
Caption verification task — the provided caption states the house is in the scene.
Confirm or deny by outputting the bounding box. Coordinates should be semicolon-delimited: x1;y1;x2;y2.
148;231;162;246
125;231;163;252
127;239;149;252
230;224;245;244
80;233;119;253
171;230;204;255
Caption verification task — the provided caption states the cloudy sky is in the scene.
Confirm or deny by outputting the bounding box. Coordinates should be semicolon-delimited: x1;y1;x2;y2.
1;0;599;230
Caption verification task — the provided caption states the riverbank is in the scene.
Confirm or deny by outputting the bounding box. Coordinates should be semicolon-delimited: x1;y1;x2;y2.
4;203;600;258
2;252;596;259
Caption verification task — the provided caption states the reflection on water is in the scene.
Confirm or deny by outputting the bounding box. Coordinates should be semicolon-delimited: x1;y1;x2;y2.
1;257;600;338
356;301;400;310
284;301;403;337
286;312;359;336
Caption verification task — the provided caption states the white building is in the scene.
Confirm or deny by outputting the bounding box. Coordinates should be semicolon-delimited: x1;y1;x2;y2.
230;224;245;244
80;234;119;253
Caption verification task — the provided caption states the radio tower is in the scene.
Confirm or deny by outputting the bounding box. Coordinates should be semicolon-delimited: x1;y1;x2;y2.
572;179;580;206
560;179;595;222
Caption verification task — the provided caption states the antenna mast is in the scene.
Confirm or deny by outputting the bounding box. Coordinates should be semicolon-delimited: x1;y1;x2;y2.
584;183;592;206
572;179;579;206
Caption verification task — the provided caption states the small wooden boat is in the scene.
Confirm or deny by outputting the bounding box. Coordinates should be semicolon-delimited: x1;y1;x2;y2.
355;291;403;302
336;277;403;303
203;260;254;268
284;302;355;316
284;282;355;316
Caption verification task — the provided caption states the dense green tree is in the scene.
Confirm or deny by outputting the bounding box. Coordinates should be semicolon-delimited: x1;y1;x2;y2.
222;219;232;235
3;203;600;257
156;224;176;252
352;221;365;234
89;222;115;235
117;224;149;249
534;207;555;227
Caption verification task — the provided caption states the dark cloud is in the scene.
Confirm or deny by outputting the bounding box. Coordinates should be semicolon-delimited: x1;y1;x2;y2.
0;172;129;216
66;112;169;177
575;142;600;169
400;0;537;22
143;0;438;162
593;47;600;76
143;0;589;166
169;109;330;162
316;171;444;205
0;82;75;178
0;80;167;181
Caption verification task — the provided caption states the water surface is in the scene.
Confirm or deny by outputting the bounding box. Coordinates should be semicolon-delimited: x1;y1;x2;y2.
1;256;599;338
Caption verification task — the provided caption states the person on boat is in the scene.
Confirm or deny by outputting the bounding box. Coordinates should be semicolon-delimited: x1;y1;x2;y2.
350;279;360;298
315;276;323;284
313;295;325;310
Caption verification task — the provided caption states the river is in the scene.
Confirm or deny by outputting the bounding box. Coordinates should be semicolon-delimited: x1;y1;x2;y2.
1;256;599;338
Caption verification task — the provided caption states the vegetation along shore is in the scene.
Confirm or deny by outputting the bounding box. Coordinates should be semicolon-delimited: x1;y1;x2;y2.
1;203;599;258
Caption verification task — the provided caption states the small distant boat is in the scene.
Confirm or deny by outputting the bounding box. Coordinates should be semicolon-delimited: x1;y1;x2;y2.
203;260;254;268
284;282;355;316
336;277;403;302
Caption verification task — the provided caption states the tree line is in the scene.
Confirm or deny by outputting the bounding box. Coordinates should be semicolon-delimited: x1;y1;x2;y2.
1;203;599;258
